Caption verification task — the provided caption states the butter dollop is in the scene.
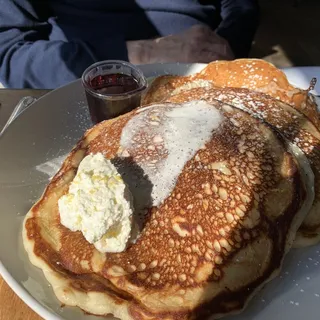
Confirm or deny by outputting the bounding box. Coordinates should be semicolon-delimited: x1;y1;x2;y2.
58;153;133;253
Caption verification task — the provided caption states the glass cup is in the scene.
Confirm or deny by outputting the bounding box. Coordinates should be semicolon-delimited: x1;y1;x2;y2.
82;60;147;124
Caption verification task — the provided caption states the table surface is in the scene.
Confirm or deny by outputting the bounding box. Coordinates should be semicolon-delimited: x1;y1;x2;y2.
0;89;50;320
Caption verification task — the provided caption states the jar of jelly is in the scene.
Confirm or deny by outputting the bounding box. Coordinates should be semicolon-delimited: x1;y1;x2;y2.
82;60;147;124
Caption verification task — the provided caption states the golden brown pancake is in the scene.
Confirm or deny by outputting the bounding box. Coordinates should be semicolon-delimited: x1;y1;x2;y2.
23;100;312;319
143;59;319;128
142;76;214;105
195;59;319;127
166;87;320;247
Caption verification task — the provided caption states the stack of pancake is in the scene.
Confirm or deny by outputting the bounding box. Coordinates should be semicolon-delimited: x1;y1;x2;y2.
23;59;319;320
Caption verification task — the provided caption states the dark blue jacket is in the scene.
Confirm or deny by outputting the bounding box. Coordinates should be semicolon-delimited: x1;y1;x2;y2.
0;0;259;88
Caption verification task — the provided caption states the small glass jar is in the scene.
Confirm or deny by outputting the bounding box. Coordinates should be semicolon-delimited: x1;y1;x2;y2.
82;60;147;124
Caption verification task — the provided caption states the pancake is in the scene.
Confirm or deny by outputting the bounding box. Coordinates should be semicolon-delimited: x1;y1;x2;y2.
142;75;214;106
195;59;319;128
143;59;319;128
23;100;312;320
166;87;320;247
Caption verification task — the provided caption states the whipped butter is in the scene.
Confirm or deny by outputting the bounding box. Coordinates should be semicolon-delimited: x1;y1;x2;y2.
58;153;133;253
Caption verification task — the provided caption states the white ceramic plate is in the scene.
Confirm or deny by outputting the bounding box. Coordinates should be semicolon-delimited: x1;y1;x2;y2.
0;63;320;320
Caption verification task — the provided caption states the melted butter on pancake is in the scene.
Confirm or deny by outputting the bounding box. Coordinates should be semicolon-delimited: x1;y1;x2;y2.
119;100;224;207
166;86;320;246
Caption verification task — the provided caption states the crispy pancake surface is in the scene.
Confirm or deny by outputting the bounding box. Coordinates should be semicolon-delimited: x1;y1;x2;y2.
23;100;311;320
195;59;319;128
142;76;214;106
167;87;320;247
143;59;319;129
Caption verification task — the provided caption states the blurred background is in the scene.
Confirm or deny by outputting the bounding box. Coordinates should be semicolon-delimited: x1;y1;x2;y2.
251;0;320;67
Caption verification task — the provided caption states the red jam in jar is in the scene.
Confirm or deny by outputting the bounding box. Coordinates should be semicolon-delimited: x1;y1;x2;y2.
82;61;147;124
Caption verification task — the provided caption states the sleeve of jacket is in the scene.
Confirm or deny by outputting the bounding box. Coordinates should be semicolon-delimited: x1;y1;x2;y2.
0;0;128;89
215;0;260;58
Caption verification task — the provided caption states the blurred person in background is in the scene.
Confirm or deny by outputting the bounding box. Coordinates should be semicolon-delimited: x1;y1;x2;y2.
0;0;259;89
